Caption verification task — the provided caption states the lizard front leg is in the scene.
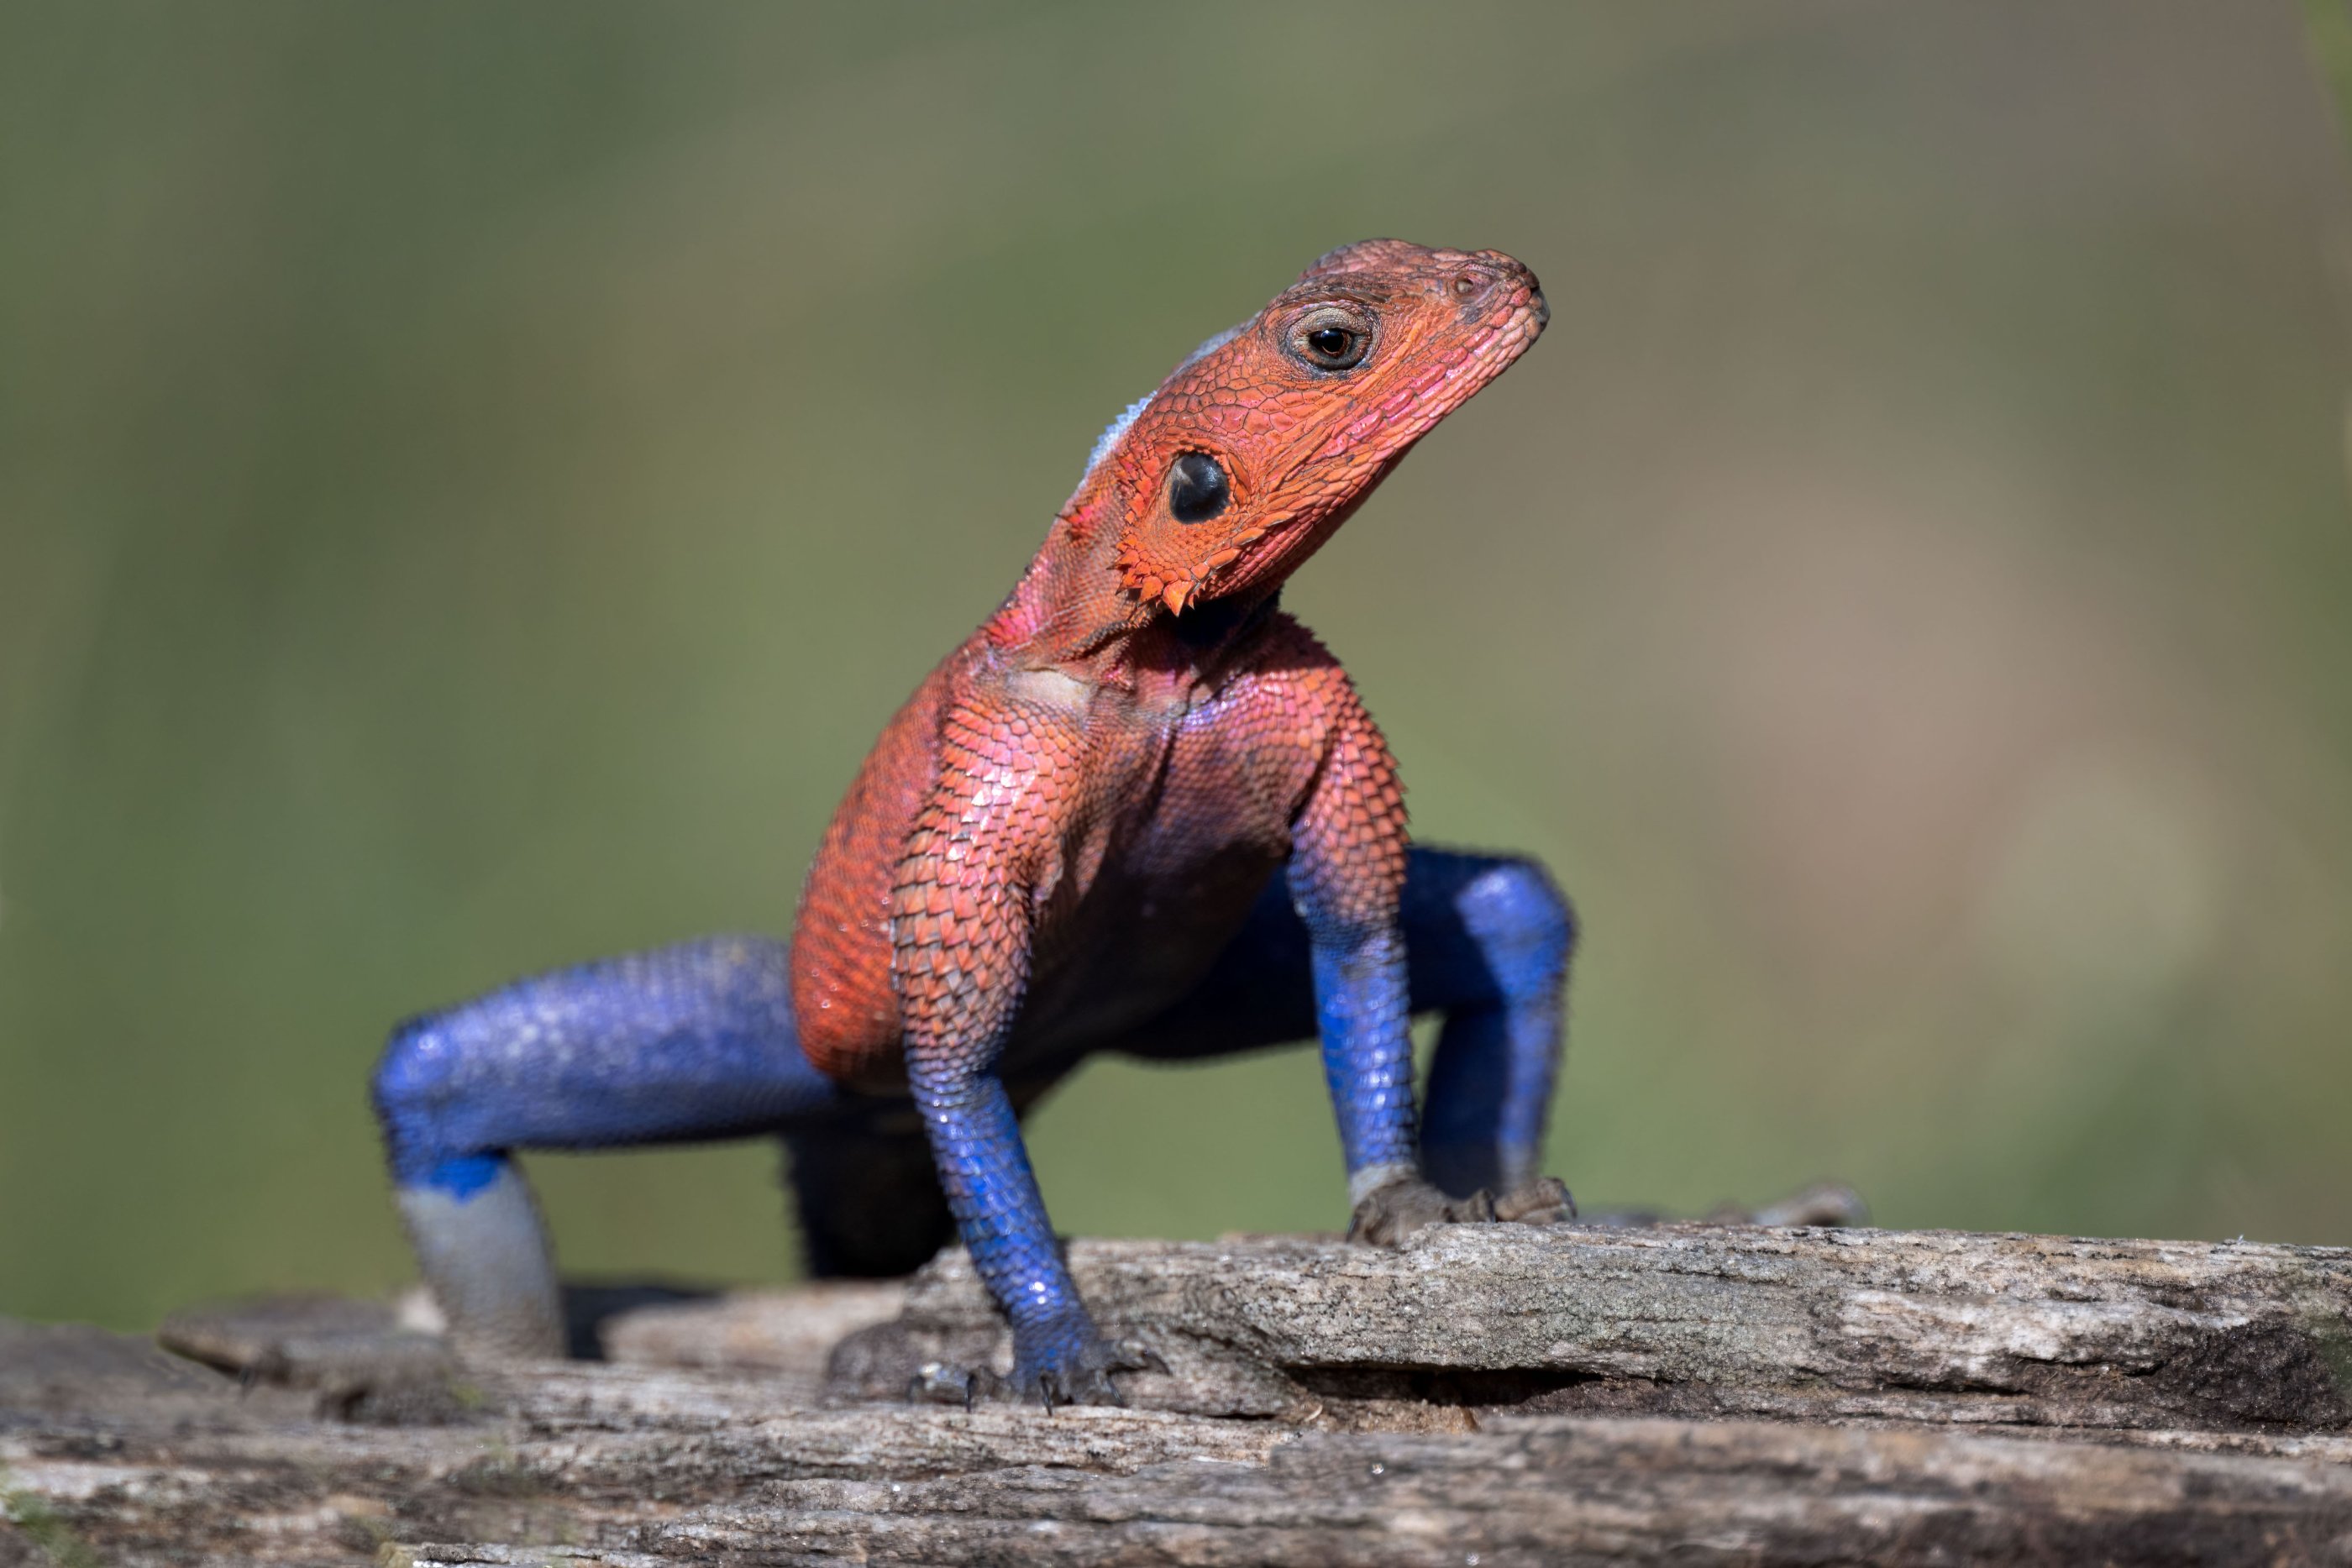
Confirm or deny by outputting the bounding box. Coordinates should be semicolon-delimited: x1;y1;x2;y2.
891;695;1152;1407
1288;688;1571;1242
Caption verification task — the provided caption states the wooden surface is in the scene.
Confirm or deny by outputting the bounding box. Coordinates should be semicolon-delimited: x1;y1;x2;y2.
5;1222;2351;1565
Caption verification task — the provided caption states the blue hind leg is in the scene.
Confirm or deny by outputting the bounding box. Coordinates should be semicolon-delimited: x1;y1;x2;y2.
1119;846;1575;1200
372;935;849;1356
1406;852;1576;1198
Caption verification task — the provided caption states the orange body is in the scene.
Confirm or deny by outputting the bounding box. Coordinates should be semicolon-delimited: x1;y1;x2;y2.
785;239;1545;1090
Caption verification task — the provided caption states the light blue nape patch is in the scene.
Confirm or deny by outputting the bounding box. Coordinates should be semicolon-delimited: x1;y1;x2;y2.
1080;320;1247;482
1177;321;1246;371
1085;392;1153;479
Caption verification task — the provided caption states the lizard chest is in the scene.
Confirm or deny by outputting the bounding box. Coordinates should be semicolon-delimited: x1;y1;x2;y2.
790;635;1345;1085
1008;674;1327;1053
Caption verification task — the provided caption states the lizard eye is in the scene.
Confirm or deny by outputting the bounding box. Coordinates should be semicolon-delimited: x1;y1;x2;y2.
1167;452;1230;524
1289;306;1372;373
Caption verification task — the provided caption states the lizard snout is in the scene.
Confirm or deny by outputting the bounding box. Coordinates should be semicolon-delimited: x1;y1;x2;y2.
1460;249;1546;333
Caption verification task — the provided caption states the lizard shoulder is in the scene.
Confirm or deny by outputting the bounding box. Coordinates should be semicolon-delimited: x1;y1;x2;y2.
789;653;961;1083
1215;609;1360;721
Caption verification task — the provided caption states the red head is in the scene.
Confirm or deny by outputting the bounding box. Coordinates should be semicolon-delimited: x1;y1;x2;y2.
1084;239;1547;618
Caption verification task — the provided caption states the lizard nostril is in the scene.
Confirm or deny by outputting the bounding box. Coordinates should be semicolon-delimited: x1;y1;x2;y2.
1452;273;1480;300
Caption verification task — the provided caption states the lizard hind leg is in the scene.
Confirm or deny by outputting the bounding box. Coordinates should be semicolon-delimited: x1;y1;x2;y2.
371;935;843;1358
1406;849;1577;1200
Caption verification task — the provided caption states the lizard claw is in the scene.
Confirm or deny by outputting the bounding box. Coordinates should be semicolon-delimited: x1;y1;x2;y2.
912;1335;1163;1412
1036;1365;1117;1411
1026;1335;1164;1411
1105;1335;1169;1381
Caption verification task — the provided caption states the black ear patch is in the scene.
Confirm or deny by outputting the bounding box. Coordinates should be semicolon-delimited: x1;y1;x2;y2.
1168;453;1230;524
1171;585;1281;651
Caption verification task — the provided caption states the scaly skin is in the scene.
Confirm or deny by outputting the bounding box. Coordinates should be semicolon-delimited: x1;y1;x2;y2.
375;239;1574;1405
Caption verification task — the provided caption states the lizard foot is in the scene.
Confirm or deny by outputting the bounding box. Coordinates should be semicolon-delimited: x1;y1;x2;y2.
1349;1174;1578;1245
907;1360;1006;1410
1025;1335;1166;1411
1348;1177;1492;1245
1494;1174;1578;1224
906;1335;1165;1412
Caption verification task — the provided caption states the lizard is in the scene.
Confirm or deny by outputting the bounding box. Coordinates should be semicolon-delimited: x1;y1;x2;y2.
372;238;1575;1406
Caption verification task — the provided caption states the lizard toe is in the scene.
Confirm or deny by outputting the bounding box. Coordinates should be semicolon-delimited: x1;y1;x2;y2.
1348;1176;1497;1245
1016;1329;1163;1409
906;1360;1005;1410
1494;1175;1578;1225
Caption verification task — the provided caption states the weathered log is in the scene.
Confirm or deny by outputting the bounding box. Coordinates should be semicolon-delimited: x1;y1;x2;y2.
3;1222;2348;1565
832;1224;2352;1432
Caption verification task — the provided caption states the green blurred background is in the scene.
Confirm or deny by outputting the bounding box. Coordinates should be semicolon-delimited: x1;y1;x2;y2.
6;1;2352;1331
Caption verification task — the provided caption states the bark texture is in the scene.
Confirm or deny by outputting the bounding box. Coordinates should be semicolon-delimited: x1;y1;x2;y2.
4;1223;2350;1565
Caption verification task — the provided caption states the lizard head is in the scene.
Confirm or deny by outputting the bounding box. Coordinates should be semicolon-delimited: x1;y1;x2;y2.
1095;239;1547;617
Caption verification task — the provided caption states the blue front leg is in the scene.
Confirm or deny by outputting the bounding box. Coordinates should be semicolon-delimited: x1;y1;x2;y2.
372;935;844;1356
1303;920;1421;1204
906;1060;1116;1399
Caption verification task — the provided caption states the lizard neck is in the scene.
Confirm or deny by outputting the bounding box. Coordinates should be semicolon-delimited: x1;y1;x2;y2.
982;486;1279;686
